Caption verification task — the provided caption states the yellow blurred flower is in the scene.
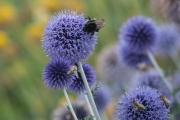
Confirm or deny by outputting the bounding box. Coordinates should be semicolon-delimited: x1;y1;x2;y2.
64;0;84;12
25;22;45;41
0;31;9;48
38;0;61;11
36;0;84;12
0;31;17;57
0;3;17;25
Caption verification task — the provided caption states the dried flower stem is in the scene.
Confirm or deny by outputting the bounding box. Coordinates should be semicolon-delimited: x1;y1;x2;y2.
78;61;101;120
63;88;78;120
84;93;96;120
147;51;173;92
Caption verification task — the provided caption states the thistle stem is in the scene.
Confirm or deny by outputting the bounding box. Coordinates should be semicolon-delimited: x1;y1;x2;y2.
147;51;173;92
84;93;96;120
63;88;78;120
77;61;101;120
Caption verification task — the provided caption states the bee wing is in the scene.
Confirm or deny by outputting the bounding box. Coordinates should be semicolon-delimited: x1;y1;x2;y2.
95;19;105;30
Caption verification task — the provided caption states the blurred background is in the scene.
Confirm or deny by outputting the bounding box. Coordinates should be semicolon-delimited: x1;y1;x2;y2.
0;0;178;120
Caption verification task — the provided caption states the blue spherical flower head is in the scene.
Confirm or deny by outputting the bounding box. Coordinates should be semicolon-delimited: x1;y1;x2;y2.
154;24;180;56
116;87;169;120
42;57;74;90
69;63;96;93
94;86;110;112
131;69;173;102
120;16;156;52
42;10;98;63
118;42;151;68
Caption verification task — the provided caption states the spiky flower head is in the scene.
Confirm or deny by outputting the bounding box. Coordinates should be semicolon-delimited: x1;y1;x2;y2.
116;87;169;120
42;57;74;90
131;69;173;101
42;10;97;63
154;24;180;56
69;63;96;93
94;86;110;112
118;42;151;68
120;16;156;52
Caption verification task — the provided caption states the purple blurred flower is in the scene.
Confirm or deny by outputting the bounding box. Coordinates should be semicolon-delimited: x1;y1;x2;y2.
118;42;151;68
42;57;74;90
96;45;136;95
154;24;180;56
120;16;156;52
42;10;97;63
53;101;89;120
94;86;110;112
116;87;169;120
69;63;96;93
131;69;173;102
170;71;180;90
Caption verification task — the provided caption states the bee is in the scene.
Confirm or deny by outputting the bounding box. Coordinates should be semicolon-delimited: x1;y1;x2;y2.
83;17;105;35
67;65;79;78
133;100;146;111
159;95;171;108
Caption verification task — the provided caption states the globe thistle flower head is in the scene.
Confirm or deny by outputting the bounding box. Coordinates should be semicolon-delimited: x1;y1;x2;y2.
154;24;180;56
69;63;96;93
131;69;173;102
120;16;156;52
94;86;110;112
118;42;151;68
116;87;169;120
42;57;74;90
42;10;97;63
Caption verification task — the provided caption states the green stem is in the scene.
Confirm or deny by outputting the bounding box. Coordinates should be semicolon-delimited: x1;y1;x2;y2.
147;51;173;92
63;88;78;120
84;93;96;120
77;61;101;120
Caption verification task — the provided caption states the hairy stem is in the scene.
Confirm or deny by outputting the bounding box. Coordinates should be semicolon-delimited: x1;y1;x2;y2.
63;88;78;120
85;93;96;120
77;61;101;120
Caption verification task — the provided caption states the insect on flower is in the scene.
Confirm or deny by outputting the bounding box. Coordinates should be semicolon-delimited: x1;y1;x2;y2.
67;65;79;78
159;95;171;108
133;100;146;111
83;17;105;36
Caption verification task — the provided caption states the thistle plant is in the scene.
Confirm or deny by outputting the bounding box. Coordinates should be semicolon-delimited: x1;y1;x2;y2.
117;15;173;92
40;6;180;120
41;10;103;120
